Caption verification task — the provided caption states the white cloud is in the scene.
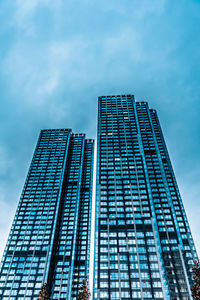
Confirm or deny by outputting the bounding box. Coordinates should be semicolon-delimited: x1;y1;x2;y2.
0;194;17;259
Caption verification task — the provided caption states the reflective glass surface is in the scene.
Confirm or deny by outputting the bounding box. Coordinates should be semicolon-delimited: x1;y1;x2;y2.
0;129;94;300
94;95;197;300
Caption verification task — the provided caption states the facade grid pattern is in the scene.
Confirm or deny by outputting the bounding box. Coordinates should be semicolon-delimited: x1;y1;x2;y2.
94;95;197;300
0;129;94;300
0;95;197;300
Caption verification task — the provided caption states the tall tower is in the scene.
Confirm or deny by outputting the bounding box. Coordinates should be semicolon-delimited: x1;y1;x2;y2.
94;95;197;299
0;129;94;300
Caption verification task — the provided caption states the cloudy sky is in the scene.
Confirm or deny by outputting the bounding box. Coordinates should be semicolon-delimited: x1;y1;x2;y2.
0;0;200;258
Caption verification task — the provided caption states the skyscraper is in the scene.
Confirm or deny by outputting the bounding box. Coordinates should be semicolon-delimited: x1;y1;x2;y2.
0;129;94;300
94;95;197;299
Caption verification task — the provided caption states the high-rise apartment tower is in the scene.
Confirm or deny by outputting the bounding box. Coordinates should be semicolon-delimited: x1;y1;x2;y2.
0;129;94;300
94;95;197;299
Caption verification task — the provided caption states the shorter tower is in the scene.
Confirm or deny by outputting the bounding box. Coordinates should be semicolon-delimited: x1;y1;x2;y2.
0;129;94;300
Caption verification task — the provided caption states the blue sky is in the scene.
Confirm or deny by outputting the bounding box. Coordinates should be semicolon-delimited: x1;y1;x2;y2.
0;0;200;258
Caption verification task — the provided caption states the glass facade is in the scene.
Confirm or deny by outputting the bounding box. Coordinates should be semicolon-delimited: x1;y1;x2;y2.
94;95;197;300
0;129;94;300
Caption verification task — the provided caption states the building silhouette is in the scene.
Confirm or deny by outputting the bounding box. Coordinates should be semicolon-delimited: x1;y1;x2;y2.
94;95;197;299
0;95;198;300
0;129;94;299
